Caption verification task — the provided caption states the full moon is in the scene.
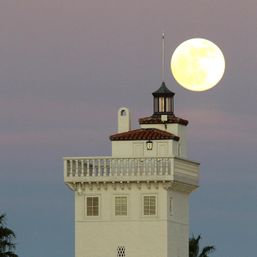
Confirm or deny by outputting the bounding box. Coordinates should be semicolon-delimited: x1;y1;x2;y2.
171;38;225;91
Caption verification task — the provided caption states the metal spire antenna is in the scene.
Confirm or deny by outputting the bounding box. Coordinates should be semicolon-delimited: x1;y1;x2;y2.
162;32;165;82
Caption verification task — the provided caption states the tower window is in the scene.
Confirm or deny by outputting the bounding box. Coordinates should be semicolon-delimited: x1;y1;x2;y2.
143;195;157;216
86;196;99;216
115;196;127;216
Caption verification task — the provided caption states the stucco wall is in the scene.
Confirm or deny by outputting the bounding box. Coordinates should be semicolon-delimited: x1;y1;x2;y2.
75;183;189;257
140;123;187;158
112;140;177;157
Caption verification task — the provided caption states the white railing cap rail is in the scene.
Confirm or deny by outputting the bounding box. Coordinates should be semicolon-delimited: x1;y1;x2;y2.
63;156;200;165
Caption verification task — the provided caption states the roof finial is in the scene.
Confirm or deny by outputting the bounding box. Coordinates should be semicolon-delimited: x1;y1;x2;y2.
162;32;165;83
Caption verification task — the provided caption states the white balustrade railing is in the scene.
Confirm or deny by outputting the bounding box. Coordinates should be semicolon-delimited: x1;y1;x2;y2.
64;157;173;179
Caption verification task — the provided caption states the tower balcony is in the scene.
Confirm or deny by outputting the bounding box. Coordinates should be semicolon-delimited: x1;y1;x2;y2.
64;156;200;192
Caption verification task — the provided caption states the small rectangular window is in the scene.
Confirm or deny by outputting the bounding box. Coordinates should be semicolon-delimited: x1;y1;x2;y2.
115;196;127;216
143;195;156;216
87;196;99;216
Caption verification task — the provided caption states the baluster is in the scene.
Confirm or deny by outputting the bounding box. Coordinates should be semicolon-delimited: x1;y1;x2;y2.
163;158;166;175
152;159;156;176
113;159;116;176
135;158;138;176
137;159;140;176
97;159;102;177
69;160;73;176
149;158;152;175
125;158;128;176
99;159;104;176
107;158;109;176
64;160;68;177
123;158;126;176
81;160;84;176
78;160;81;176
116;159;118;176
86;160;89;176
124;159;129;176
128;159;131;176
97;159;100;176
103;159;106;176
150;158;154;175
126;158;129;176
119;159;121;176
92;159;95;176
119;158;122;176
165;158;169;175
144;159;147;175
119;159;123;176
123;158;125;176
139;159;142;175
164;158;167;175
142;159;145;175
150;159;153;175
68;160;71;176
146;158;149;175
109;159;111;176
131;159;135;176
170;158;174;177
112;159;115;176
123;159;126;176
168;158;171;175
160;158;164;175
75;160;79;176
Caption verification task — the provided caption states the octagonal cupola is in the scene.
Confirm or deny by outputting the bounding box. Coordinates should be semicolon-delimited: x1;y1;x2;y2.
152;81;175;115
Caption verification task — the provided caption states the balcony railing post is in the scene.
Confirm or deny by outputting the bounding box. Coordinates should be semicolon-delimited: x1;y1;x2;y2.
64;160;68;177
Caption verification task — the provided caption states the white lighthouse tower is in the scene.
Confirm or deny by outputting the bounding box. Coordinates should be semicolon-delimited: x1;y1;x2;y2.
64;82;199;257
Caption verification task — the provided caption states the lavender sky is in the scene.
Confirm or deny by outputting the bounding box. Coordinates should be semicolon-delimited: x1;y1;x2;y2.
0;1;256;257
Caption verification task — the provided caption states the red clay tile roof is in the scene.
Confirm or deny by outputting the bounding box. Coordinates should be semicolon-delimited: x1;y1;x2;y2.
139;114;188;126
110;128;179;141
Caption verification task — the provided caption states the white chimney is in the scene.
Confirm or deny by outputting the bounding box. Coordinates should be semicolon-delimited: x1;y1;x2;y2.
118;107;131;133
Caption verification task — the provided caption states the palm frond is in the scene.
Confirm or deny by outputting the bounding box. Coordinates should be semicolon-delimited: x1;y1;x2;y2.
199;246;215;257
189;234;215;257
0;213;18;257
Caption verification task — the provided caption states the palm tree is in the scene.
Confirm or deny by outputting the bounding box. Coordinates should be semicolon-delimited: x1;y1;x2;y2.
189;234;215;257
0;213;18;257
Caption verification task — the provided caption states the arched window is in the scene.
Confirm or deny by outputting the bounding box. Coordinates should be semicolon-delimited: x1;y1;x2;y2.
120;110;126;116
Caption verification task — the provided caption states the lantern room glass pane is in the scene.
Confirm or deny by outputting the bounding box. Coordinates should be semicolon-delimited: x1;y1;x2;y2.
159;97;165;112
166;97;171;112
154;97;158;113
